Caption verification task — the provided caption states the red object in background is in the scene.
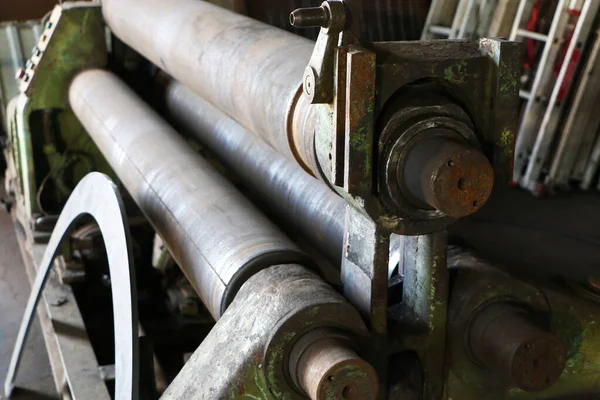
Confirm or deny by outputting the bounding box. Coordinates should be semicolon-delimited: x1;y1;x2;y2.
553;9;582;100
523;2;581;101
523;0;541;70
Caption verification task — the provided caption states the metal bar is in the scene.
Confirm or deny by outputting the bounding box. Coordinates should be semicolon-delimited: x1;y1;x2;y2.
5;173;138;400
522;0;596;191
519;89;531;99
488;0;521;38
457;0;477;38
101;0;316;171
429;25;452;36
401;231;448;399
516;28;549;41
509;0;529;40
163;79;347;266
547;31;600;187
69;69;307;320
450;0;470;38
512;0;568;183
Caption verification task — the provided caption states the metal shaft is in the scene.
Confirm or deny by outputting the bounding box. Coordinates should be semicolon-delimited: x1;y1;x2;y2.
102;0;316;170
161;264;376;399
403;135;494;218
69;69;308;320
469;303;566;391
290;331;378;400
162;79;347;266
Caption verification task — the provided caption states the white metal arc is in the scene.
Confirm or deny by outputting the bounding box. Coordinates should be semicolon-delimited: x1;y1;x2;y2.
4;172;138;400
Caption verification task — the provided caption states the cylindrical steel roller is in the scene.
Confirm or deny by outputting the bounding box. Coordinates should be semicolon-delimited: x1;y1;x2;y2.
102;0;315;169
162;79;347;266
102;0;495;220
69;69;308;319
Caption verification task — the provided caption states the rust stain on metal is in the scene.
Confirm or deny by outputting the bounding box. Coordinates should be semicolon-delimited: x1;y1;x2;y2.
427;147;495;218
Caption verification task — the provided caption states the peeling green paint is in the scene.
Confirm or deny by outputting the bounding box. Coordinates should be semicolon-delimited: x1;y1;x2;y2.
499;61;520;94
349;126;371;174
444;60;468;84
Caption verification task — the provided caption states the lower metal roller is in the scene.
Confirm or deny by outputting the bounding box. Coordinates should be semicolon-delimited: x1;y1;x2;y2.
69;69;309;319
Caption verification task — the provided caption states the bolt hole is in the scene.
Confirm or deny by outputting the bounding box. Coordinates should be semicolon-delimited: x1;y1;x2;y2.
342;386;354;399
457;178;466;190
447;160;454;167
328;153;332;161
327;375;334;382
472;200;478;207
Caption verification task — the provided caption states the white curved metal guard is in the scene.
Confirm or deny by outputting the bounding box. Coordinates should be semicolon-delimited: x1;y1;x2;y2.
4;172;139;400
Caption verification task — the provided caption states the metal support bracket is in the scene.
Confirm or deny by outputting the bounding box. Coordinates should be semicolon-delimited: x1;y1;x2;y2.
291;0;347;104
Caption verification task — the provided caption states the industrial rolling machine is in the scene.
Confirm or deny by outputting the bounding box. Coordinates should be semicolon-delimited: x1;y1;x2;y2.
2;1;600;399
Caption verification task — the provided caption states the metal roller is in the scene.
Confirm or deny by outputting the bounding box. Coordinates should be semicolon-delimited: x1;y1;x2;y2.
101;0;496;220
69;69;309;319
162;78;347;266
160;264;379;400
101;0;315;170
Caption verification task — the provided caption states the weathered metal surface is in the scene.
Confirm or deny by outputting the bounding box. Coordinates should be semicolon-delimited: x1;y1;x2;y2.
161;264;373;400
446;248;600;399
291;330;378;400
4;3;111;223
377;88;492;228
102;0;314;167
469;303;566;391
5;173;135;399
292;1;347;104
389;232;449;400
162;79;347;267
375;39;519;177
403;135;494;218
341;205;389;335
342;46;376;202
69;70;309;320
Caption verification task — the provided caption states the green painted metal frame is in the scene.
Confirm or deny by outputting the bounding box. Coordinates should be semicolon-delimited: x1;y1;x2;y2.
5;3;112;223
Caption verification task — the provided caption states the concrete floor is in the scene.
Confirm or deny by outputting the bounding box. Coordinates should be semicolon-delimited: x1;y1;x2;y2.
0;205;57;400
